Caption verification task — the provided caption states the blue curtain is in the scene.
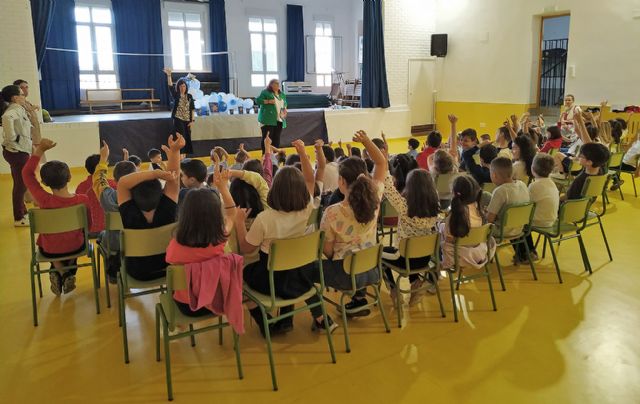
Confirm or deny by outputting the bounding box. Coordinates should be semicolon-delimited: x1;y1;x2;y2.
209;0;229;93
30;0;56;69
286;5;305;82
361;0;390;108
112;0;168;105
40;0;80;111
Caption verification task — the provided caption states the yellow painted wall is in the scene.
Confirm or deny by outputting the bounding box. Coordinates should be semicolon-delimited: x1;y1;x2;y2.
434;101;532;140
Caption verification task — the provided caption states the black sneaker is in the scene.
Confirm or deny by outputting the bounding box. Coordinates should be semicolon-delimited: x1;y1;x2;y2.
311;315;339;334
249;308;274;338
610;179;624;191
49;271;62;296
62;272;76;294
341;298;371;317
273;318;294;334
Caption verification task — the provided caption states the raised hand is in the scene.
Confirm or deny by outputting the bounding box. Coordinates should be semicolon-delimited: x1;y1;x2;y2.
167;132;186;151
338;139;343;148
291;139;306;154
352;130;369;144
448;114;458;124
163;67;173;76
213;167;230;188
99;140;110;163
122;148;129;160
38;138;57;152
157;170;178;182
235;207;252;223
239;142;246;151
314;139;324;148
264;134;272;151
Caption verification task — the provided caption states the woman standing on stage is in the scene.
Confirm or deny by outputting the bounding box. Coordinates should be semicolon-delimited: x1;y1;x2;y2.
163;67;195;157
256;79;287;154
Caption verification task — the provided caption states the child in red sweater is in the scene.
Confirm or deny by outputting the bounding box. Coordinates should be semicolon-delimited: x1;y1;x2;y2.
76;153;116;236
22;139;92;296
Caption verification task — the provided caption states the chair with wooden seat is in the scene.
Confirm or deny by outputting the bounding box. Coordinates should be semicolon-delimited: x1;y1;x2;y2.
381;234;446;327
96;211;123;308
581;174;613;262
243;231;336;390
323;244;390;352
532;198;593;279
28;205;101;326
155;265;243;401
448;223;496;323
376;199;398;246
492;202;538;290
118;223;176;363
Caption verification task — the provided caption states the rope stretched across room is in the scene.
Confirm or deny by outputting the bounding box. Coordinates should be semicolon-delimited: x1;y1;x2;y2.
45;47;231;57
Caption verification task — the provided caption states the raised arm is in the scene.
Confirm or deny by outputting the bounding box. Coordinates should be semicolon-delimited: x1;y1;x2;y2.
163;67;173;87
117;169;177;206
212;167;237;234
292;139;316;197
448;114;458;159
93;141;112;199
23;139;57;204
229;169;269;208
505;118;518;140
353;130;386;183
160;133;184;202
573;111;592;145
262;135;273;186
314;139;326;185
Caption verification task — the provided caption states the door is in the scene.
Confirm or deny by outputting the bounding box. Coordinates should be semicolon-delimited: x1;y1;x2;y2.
408;58;435;126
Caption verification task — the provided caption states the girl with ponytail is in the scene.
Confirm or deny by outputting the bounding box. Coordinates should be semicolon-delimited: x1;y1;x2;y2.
319;130;387;315
439;175;494;270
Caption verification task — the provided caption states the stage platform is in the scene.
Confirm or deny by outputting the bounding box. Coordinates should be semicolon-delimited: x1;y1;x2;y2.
0;106;411;173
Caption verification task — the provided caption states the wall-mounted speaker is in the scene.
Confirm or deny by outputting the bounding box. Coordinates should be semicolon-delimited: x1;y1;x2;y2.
431;34;448;57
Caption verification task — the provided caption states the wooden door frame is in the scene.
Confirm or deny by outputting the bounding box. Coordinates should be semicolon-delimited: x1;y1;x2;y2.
536;13;571;108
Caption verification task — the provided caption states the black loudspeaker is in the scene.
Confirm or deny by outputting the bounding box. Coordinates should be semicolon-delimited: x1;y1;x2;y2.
431;34;448;57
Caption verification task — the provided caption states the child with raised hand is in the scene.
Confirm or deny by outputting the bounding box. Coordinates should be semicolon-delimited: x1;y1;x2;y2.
117;133;183;281
381;166;440;306
319;130;386;316
439;175;493;271
230;143;249;170
76;153;115;236
92;141;137;283
235;139;337;336
22;139;92;295
166;167;239;317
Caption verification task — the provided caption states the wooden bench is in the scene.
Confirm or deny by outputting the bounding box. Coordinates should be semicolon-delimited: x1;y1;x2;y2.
80;88;160;113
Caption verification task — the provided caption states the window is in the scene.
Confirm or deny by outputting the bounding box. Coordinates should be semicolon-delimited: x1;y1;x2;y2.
167;11;204;71
315;22;333;87
249;17;278;87
75;5;118;91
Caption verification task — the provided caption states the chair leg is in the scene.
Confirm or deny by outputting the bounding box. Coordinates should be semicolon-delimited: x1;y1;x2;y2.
163;320;173;401
597;217;613;261
318;297;337;364
30;264;38;327
118;274;130;364
104;264;111;309
189;324;196;347
91;256;100;315
218;317;223;345
374;285;391;332
485;265;497;312
493;253;507;291
340;294;351;353
232;331;243;379
432;272;446;318
577;233;592;274
632;175;637;197
36;263;43;298
395;275;403;328
618;181;624;200
261;306;278;391
448;272;458;323
547;237;563;284
155;305;161;362
523;240;538;281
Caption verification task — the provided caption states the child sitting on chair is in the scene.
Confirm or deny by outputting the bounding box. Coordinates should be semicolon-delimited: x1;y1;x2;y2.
76;153;115;237
22;139;92;295
525;154;559;260
486;157;531;264
148;148;166;171
179;158;211;205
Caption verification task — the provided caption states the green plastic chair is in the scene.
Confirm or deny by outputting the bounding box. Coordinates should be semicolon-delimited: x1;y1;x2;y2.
531;198;593;280
552;159;583;193
323;244;390;352
96;211;123;308
376;198;399;246
581;174;613;261
492;202;538;290
482;182;497;194
28;205;101;326
435;173;456;210
619;155;639;197
606;152;625;200
118;223;176;364
242;231;336;391
449;223;496;323
155;265;243;401
307;206;322;230
381;234;445;327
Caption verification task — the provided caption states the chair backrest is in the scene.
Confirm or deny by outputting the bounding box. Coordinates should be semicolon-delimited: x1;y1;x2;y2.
268;231;323;272
29;205;89;235
497;202;536;237
455;223;492;247
549;148;559;156
121;223;177;258
482;182;497;194
435;173;455;196
399;233;439;260
581;175;608;199
307;207;321;228
343;244;382;276
569;159;583;172
607;152;624;169
558;198;591;225
105;211;123;231
379;198;399;220
166;265;188;292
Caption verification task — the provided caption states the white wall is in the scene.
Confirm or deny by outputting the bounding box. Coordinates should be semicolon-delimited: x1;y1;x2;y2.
433;0;640;106
225;0;360;97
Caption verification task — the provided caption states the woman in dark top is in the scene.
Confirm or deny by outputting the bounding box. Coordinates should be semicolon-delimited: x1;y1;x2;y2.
256;79;287;154
163;67;195;157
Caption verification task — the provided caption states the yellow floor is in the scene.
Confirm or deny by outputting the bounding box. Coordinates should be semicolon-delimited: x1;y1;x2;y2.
1;140;640;403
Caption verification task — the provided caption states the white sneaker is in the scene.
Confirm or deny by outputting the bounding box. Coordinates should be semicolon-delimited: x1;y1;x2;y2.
14;216;30;227
408;279;426;306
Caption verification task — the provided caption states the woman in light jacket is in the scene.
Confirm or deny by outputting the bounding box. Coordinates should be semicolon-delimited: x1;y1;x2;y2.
1;85;33;226
256;79;287;154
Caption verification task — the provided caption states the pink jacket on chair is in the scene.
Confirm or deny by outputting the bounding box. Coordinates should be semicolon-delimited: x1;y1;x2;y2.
174;253;245;334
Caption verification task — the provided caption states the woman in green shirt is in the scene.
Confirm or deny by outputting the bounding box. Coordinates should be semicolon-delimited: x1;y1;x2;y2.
256;79;287;154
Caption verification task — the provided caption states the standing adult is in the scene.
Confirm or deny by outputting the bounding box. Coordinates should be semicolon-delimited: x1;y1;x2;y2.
163;67;195;157
558;94;581;144
256;79;287;154
1;85;33;226
13;80;42;150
